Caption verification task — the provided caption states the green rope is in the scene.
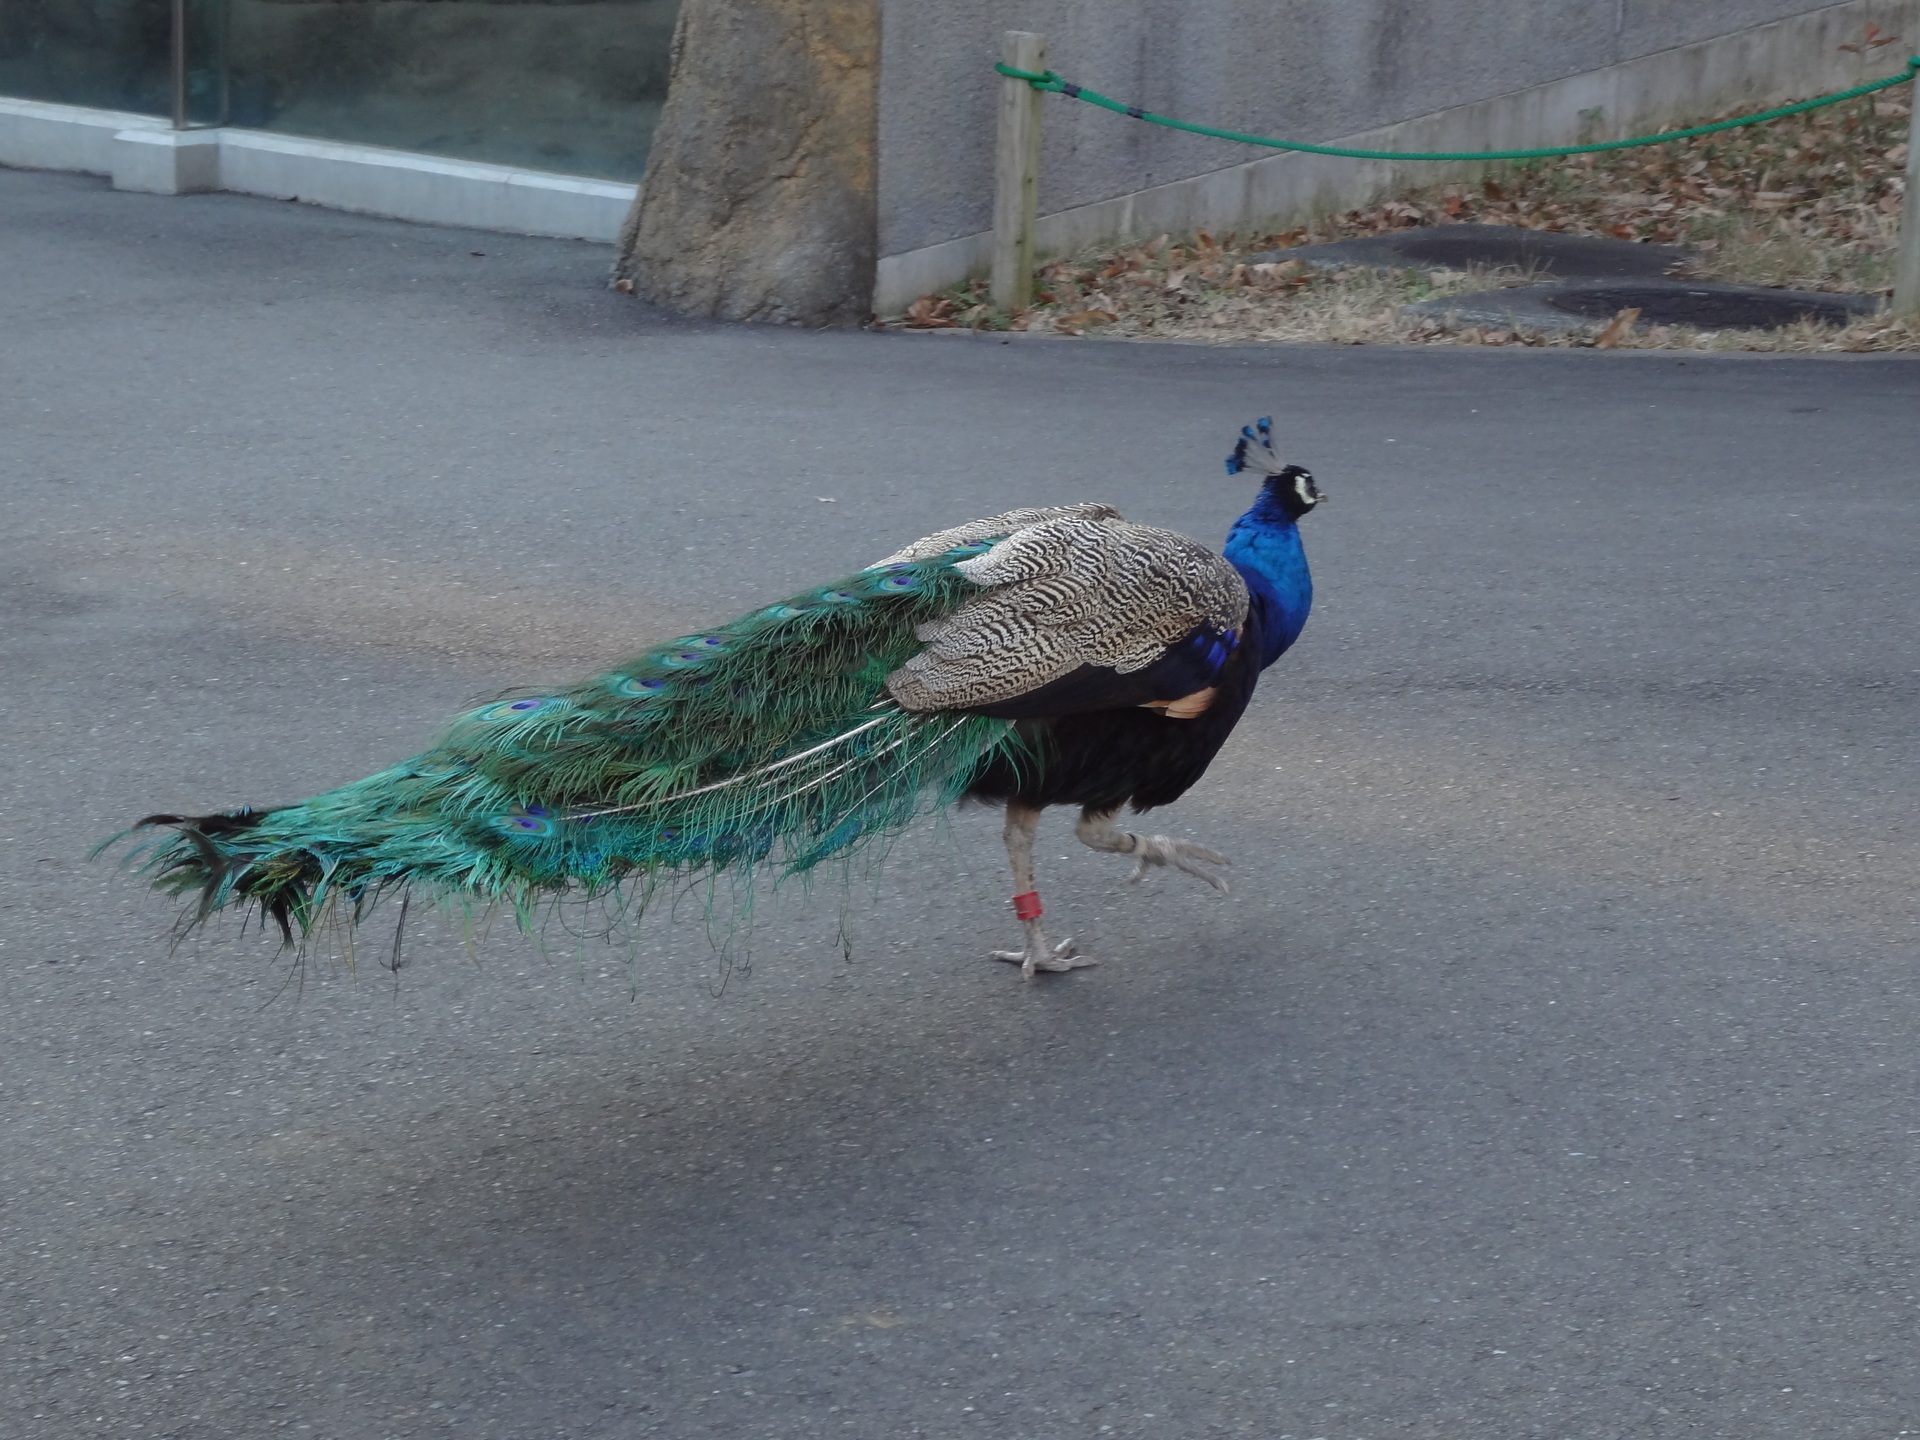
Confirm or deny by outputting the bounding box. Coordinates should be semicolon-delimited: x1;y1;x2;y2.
995;56;1919;162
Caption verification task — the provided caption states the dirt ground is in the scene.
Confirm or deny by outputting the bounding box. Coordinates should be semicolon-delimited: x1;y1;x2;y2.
895;78;1918;352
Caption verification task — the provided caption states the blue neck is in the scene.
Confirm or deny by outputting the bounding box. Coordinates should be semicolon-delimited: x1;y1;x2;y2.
1222;482;1313;669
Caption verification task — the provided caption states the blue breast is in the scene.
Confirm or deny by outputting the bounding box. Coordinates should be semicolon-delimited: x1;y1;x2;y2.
1223;502;1313;670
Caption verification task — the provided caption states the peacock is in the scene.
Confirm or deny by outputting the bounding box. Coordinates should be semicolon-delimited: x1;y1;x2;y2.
110;419;1321;979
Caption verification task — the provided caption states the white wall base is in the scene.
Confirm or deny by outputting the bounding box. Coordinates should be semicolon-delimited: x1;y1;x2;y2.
111;128;222;195
874;0;1920;314
213;131;635;241
0;97;637;242
0;96;166;175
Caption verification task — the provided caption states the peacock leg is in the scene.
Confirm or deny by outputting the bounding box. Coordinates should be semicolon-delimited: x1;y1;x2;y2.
990;800;1097;979
1076;807;1231;893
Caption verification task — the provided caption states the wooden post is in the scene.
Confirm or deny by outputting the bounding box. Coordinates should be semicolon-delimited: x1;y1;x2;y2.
990;31;1046;313
1893;69;1920;318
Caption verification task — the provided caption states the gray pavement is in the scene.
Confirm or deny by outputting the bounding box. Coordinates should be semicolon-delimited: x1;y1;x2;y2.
4;165;1920;1440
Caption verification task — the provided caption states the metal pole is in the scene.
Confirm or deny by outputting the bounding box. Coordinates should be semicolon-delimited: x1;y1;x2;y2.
170;0;188;130
1893;65;1920;319
990;31;1046;313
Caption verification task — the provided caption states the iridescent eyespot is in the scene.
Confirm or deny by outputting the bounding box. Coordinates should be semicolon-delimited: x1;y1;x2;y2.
613;676;667;697
819;590;858;603
764;604;808;620
477;697;553;722
874;573;919;591
496;811;557;837
661;650;710;667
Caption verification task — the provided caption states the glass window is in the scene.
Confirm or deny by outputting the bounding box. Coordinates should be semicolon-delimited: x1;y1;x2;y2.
0;0;171;118
218;0;679;181
1;0;681;182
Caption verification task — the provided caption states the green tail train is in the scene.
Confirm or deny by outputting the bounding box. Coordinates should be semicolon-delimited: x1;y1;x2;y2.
105;544;1029;943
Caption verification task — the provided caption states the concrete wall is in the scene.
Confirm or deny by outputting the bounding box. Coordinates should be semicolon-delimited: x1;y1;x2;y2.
876;0;1920;306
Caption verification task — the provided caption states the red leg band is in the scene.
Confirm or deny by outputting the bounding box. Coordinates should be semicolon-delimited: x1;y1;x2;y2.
1012;891;1043;921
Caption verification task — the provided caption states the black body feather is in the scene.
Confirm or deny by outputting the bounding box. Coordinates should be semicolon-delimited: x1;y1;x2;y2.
963;603;1267;813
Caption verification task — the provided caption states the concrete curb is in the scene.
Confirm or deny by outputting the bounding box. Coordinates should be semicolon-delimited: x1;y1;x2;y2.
0;98;635;242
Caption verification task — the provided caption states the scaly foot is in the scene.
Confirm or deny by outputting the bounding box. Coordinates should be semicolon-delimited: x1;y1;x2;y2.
1126;833;1231;892
991;927;1099;980
1076;809;1232;894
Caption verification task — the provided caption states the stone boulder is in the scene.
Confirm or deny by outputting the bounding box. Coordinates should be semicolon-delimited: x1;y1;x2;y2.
614;0;879;327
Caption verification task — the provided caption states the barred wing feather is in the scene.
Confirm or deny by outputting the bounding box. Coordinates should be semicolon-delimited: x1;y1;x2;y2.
881;510;1248;713
868;503;1123;567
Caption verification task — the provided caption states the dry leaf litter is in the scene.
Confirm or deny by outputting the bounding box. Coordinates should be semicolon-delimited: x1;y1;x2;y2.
894;84;1918;351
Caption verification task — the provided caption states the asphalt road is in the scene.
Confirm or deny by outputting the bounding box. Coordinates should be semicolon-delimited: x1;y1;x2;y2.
4;166;1919;1440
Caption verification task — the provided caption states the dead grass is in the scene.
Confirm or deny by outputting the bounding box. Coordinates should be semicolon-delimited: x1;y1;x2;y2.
890;80;1918;352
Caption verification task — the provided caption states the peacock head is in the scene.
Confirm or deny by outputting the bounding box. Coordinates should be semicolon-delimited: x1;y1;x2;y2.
1271;464;1323;520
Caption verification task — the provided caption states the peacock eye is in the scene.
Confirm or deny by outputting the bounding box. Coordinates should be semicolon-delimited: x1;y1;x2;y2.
614;676;667;696
496;811;558;837
476;697;554;722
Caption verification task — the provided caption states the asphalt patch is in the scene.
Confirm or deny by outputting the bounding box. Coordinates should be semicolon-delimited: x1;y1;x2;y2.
1251;223;1692;279
1404;277;1882;333
1253;223;1881;333
1541;280;1879;328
